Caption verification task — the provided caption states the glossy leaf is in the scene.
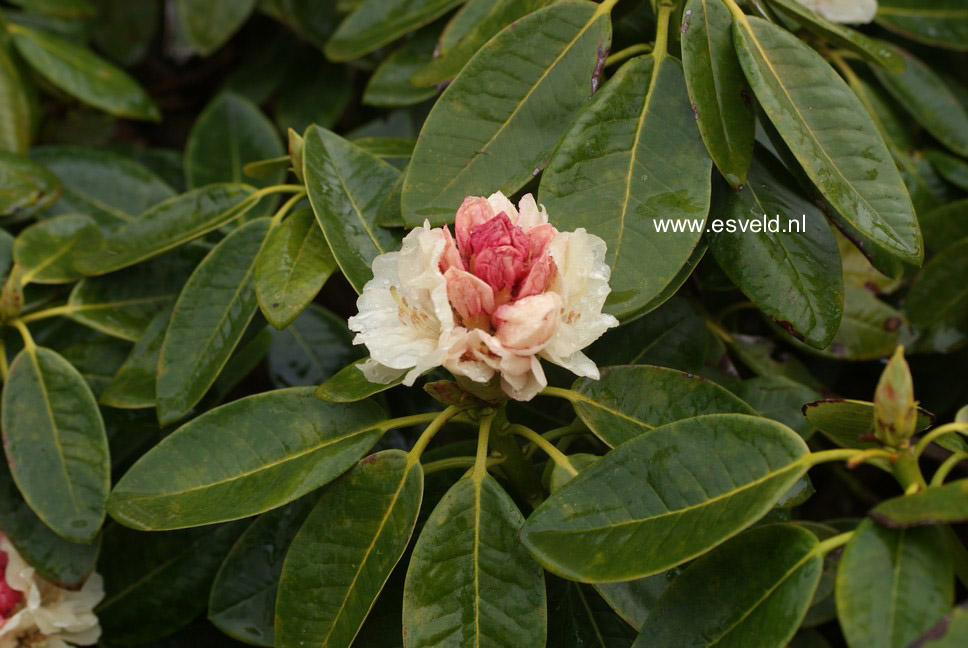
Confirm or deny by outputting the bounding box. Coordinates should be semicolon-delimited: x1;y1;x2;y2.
0;452;99;587
738;375;820;439
681;0;754;187
596;574;673;631
803;398;933;449
569;365;756;447
185;92;284;191
920;200;968;254
634;524;822;647
925;150;968;192
541;54;710;320
315;358;405;402
911;603;968;647
872;44;968;158
156;218;269;425
0;150;60;217
363;28;438;107
97;521;247;645
905;238;968;353
801;283;904;360
9;23;159;120
326;0;464;62
99;308;170;409
404;1;612;226
876;0;968;52
871;480;968;527
1;345;109;543
108;387;387;530
75;183;256;276
255;209;337;330
836;519;953;648
303;125;402;293
209;496;317;646
31;145;174;228
709;150;843;347
733;14;921;265
521;414;810;582
175;0;258;56
268;304;361;388
352;137;417;160
14;214;99;284
276;450;423;648
0;44;31;154
404;473;546;647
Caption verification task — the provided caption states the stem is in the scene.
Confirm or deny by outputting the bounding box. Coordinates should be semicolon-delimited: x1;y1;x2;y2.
893;447;927;492
269;190;307;227
407;405;466;462
931;453;968;487
378;410;471;434
815;531;852;556
722;0;749;23
17;304;75;324
914;423;968;459
473;410;495;481
540;386;579;402
653;1;676;61
806;448;892;466
423;456;505;476
605;43;653;68
0;337;7;382
541;419;589;443
511;425;579;477
250;184;306;200
11;319;33;350
490;413;546;509
595;0;621;15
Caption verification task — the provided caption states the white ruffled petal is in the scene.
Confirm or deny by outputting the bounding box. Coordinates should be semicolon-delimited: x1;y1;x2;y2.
515;193;549;230
487;191;518;222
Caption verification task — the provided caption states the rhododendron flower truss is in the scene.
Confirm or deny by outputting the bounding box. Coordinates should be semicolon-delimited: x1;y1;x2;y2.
349;192;619;401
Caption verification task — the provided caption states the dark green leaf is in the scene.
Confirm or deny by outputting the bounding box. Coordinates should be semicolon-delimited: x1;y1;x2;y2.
108;388;386;530
209;496;317;646
9;23;159;120
268;304;361;388
404;473;546;647
541;54;711;320
569;365;756;447
876;0;968;52
925;150;968;192
90;0;160;66
634;524;822;647
549;580;637;647
802;398;933;449
738;375;820;439
14;214;99;284
708;150;843;347
255;209;337;330
303;125;402;293
0;150;60;217
871;480;968;527
0;44;31;154
911;603;968;648
1;345;109;542
8;0;96;18
351;137;417;160
905;238;968;353
733;15;921;264
99;307;170;409
363;28;438;107
405;1;612;226
276;450;423;648
175;0;258;56
521;414;809;582
919;200;968;255
326;0;464;62
596;574;673;631
836;519;953;648
681;0;754;187
156;218;269;425
274;55;352;135
315;358;405;402
798;283;903;360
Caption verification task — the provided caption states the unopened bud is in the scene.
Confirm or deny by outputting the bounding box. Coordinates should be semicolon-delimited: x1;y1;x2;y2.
873;346;917;447
288;129;304;182
0;266;24;322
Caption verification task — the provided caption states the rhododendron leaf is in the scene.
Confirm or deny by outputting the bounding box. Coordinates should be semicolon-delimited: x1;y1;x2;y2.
97;521;248;645
109;387;387;530
871;480;968;528
176;0;258;56
0;459;99;587
156;218;269;425
255;209;338;330
568;365;756;447
802;398;934;449
541;54;711;321
351;136;416;160
871;44;968;158
733;15;922;265
31;146;174;228
276;450;423;648
913;200;968;256
1;346;109;543
549;581;638;646
268;304;361;388
315;358;405;402
738;375;820;439
681;0;754;187
633;525;822;647
904;238;968;353
99;308;171;409
876;0;968;52
210;496;318;646
13;214;99;284
185;92;285;196
404;474;547;647
595;574;673;630
520;414;809;582
362;27;438;107
8;23;160;120
836;519;953;648
74;183;257;276
303;125;403;294
403;1;612;226
0;44;30;154
0;151;60;217
708;150;843;348
325;0;464;62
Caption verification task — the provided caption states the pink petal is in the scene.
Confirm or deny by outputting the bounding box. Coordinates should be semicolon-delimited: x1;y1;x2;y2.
445;267;496;329
455;196;494;255
493;292;562;351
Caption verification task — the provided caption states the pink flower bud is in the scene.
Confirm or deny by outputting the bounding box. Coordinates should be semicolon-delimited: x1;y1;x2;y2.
455;196;495;255
439;225;464;273
516;250;557;299
493;292;562;351
467;212;530;295
0;550;22;621
445;267;495;330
